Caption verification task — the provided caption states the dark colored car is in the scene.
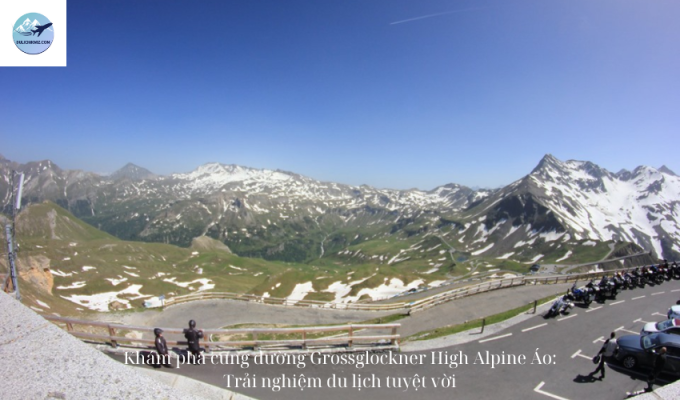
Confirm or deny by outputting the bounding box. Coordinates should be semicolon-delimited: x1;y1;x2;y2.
615;333;680;374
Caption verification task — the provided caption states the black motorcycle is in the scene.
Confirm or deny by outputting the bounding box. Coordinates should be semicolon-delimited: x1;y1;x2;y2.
612;274;625;291
648;265;665;285
659;261;673;281
671;262;680;280
585;280;601;301
597;275;617;300
622;271;635;290
628;269;641;288
633;267;647;288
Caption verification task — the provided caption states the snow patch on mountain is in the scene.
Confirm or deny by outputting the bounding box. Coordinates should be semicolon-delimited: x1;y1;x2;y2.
285;282;315;305
337;278;423;303
556;250;573;262
471;243;494;255
60;284;151;312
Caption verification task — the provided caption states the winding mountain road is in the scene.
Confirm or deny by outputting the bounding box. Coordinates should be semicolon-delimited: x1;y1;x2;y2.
112;280;680;400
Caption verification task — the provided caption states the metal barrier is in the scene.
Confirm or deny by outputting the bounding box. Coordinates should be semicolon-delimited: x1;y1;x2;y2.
41;315;400;353
408;276;527;313
163;265;647;314
163;291;407;311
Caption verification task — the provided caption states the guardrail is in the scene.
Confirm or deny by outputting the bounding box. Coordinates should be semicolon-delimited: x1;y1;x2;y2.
41;315;400;353
408;276;526;313
163;291;406;311
163;265;648;314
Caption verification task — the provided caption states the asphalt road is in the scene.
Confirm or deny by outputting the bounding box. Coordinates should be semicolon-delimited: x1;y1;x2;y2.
108;282;572;341
111;299;398;330
112;280;680;400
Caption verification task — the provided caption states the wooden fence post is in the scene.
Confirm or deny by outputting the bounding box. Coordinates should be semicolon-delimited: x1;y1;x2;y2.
108;325;118;348
348;325;354;348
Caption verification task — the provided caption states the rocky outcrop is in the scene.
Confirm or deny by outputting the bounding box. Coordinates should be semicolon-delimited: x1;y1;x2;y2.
18;255;54;294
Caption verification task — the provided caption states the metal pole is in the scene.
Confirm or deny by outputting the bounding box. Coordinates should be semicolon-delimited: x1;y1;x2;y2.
5;225;20;300
481;318;486;334
3;171;23;300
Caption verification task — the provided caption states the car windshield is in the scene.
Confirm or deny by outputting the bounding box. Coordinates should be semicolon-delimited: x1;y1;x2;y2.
641;334;662;350
657;320;674;330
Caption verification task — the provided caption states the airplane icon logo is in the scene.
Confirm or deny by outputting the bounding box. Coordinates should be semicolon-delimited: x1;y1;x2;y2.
32;23;53;37
13;13;55;55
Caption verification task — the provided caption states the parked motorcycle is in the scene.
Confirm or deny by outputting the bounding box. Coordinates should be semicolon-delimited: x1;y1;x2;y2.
586;279;602;301
622;271;635;290
658;261;672;281
633;267;647;288
570;283;594;306
648;265;665;285
597;275;618;300
612;273;625;291
547;293;575;317
671;262;680;280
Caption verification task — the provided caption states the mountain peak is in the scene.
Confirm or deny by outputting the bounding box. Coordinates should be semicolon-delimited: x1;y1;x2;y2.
531;154;563;174
109;163;156;181
659;165;677;176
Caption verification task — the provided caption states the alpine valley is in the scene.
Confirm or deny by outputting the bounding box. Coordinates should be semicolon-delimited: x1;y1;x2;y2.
1;154;678;314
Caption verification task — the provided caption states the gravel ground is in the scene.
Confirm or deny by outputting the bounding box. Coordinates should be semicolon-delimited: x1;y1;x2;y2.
0;290;248;400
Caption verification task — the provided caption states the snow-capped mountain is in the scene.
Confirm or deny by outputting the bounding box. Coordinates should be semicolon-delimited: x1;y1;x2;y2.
1;154;678;263
453;154;679;261
15;18;39;32
530;155;679;258
167;162;482;210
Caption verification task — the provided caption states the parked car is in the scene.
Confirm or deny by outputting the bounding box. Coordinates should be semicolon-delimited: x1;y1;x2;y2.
615;333;680;374
667;305;680;319
641;319;680;336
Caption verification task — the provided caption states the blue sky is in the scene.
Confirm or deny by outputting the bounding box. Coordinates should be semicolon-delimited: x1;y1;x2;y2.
1;0;678;190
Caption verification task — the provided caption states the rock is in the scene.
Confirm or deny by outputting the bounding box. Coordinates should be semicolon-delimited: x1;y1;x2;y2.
109;301;128;311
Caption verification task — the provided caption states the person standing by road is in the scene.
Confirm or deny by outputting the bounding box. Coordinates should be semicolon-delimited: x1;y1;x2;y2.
646;347;667;392
591;332;617;380
154;328;171;368
183;319;204;363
